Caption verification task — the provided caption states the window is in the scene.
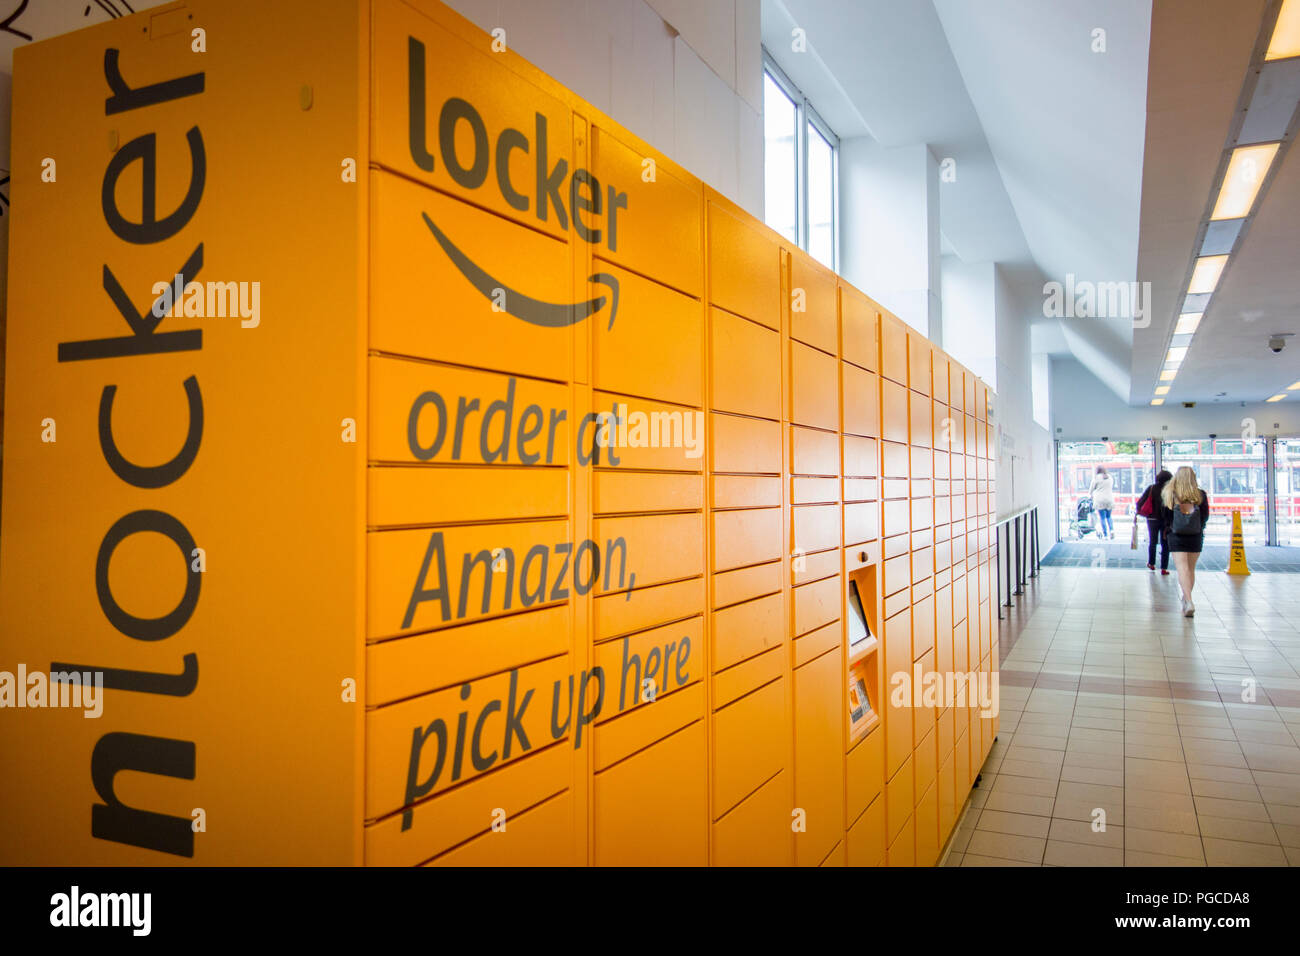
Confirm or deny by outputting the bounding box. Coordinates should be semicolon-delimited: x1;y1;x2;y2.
763;53;838;269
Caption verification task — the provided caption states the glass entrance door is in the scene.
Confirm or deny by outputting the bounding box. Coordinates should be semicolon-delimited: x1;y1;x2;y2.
1161;438;1267;546
1056;440;1155;541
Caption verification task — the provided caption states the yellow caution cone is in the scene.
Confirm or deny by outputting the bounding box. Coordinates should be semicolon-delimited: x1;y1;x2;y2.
1227;510;1251;576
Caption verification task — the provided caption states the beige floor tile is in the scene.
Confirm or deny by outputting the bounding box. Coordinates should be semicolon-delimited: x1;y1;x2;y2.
997;758;1065;780
1059;764;1124;787
1063;749;1124;771
960;852;1038;867
1124;849;1205;866
1196;815;1280;845
1057;780;1125;805
1192;796;1270;821
982;790;1055;817
1044;840;1122;866
1189;777;1262;802
1202;837;1288;866
1124;805;1200;836
975;809;1052;839
1273;823;1300;848
1125;827;1204;859
1266;802;1300;825
965;830;1047;864
1186;763;1256;785
990;774;1058;797
1048;817;1123;848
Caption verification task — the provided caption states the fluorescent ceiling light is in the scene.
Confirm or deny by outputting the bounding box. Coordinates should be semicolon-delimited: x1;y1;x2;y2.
1160;369;1177;381
1167;346;1189;363
1188;255;1229;294
1175;313;1202;335
1289;380;1300;390
1267;393;1287;402
1155;386;1170;395
1266;0;1300;60
1212;144;1280;219
1151;398;1164;406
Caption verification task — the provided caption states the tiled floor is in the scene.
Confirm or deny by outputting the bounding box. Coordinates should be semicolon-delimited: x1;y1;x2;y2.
944;564;1300;866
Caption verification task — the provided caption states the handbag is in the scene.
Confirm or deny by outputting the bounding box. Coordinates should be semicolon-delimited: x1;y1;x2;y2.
1172;500;1203;536
1136;486;1155;518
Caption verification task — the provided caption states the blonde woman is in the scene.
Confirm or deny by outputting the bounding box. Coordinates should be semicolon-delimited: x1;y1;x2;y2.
1162;466;1210;617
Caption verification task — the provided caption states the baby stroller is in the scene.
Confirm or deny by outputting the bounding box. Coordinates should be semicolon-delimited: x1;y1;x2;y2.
1071;496;1096;539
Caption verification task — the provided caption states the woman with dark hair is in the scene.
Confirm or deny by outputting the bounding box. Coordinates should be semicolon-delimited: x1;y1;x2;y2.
1137;469;1172;574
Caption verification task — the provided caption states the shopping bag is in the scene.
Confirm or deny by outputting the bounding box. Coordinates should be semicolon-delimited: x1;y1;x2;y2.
1130;519;1139;550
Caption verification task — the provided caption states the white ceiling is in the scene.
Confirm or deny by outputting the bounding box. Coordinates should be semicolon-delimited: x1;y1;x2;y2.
1132;0;1300;406
934;0;1152;402
763;0;1154;402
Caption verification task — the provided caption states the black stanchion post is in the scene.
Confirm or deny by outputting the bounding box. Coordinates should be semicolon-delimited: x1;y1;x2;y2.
996;523;1003;620
1004;520;1012;607
1014;514;1023;595
1032;507;1040;575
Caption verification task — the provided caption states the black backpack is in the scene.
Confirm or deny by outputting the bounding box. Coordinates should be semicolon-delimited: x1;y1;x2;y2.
1172;497;1203;535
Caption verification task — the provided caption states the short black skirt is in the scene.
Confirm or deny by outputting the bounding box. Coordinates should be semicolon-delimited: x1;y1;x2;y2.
1168;532;1203;554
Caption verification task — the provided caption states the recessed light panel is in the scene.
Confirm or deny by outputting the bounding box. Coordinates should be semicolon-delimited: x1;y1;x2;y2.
1266;0;1300;60
1155;386;1170;395
1160;369;1177;381
1212;145;1279;219
1151;398;1164;406
1267;393;1287;402
1175;313;1202;335
1188;255;1229;294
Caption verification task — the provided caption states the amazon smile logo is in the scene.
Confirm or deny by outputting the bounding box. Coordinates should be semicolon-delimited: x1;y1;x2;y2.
408;36;631;330
422;212;621;329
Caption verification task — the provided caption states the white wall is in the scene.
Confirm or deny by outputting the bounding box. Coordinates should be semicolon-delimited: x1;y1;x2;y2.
940;256;995;387
839;139;939;335
991;266;1053;542
444;0;764;218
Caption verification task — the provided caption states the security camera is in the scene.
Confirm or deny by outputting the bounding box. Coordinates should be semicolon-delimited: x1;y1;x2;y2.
1269;334;1290;353
1209;433;1217;440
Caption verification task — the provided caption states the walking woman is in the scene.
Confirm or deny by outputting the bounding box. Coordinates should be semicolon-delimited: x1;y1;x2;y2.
1137;469;1172;574
1162;466;1210;617
1089;466;1115;539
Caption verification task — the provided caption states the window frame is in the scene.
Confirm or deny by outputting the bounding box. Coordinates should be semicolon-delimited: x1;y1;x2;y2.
762;49;839;270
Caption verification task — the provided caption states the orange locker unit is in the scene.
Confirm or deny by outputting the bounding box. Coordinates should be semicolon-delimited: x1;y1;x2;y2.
0;0;997;865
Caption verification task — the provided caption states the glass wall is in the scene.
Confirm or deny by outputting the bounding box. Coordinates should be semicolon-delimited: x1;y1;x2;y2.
762;72;798;246
1055;437;1283;546
1162;438;1267;546
1056;440;1155;540
1276;439;1300;545
762;53;839;268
